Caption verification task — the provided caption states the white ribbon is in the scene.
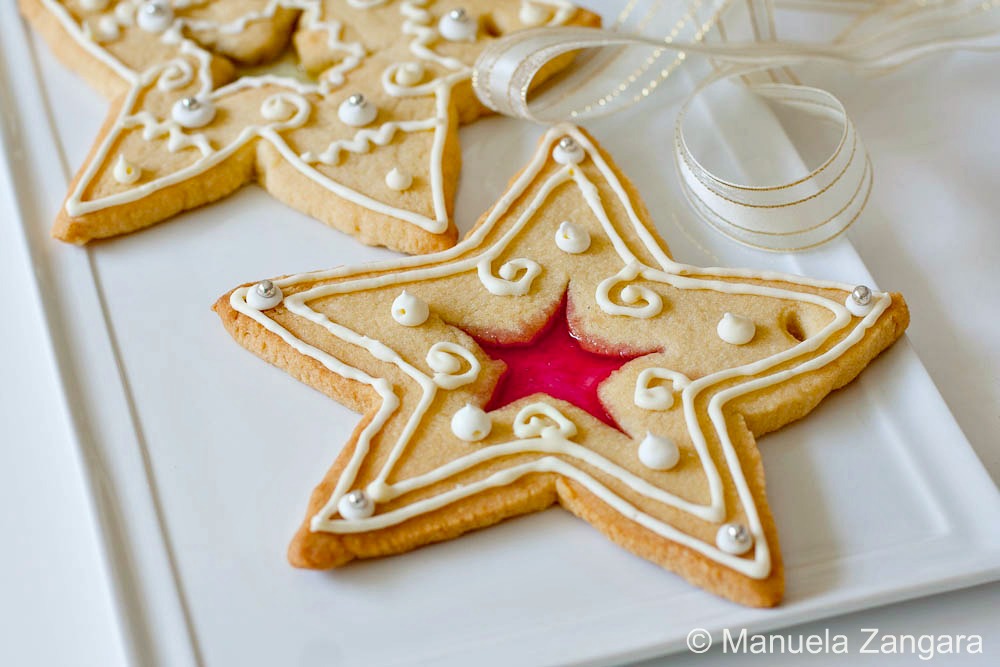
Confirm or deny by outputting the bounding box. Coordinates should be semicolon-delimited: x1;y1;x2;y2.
472;0;1000;251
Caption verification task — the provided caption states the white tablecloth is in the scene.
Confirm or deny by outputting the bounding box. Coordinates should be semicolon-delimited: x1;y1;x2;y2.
2;39;997;667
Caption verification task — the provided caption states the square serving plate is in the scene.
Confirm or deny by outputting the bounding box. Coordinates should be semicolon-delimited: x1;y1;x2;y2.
2;3;998;666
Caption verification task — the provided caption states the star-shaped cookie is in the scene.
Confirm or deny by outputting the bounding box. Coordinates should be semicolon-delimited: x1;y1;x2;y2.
215;126;909;607
21;0;599;253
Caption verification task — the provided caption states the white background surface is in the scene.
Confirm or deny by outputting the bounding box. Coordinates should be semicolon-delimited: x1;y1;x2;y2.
3;12;999;667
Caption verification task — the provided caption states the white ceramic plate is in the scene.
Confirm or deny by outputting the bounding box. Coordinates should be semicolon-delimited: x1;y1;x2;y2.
2;3;998;666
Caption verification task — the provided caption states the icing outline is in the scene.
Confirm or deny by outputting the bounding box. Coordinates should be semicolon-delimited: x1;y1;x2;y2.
228;126;892;580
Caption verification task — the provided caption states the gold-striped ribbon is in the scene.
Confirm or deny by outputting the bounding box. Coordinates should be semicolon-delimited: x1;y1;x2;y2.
473;0;1000;251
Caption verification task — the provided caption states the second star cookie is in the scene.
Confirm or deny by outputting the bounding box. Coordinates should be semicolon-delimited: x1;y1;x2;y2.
21;0;599;253
215;126;909;607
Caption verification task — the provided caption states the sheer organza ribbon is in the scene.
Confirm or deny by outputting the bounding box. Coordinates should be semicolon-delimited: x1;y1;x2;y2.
472;0;1000;251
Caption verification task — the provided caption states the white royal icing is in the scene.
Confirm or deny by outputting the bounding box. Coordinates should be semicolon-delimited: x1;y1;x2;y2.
553;137;585;164
596;262;663;319
260;94;303;122
716;523;754;555
81;0;110;11
845;288;876;317
426;342;480;389
338;94;378;127
519;1;550;26
634;368;690;411
391;290;429;326
46;0;576;238
513;403;577;440
113;155;141;184
94;16;120;43
171;97;216;129
246;281;283;310
451;404;492;442
386;167;413;191
338;491;375;520
554;220;590;254
394;62;426;86
638;432;680;471
136;1;174;33
114;2;135;26
437;9;477;42
717;312;756;345
230;125;891;582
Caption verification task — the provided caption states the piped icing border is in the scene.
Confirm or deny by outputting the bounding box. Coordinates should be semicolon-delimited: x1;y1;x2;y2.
228;125;891;580
39;0;577;235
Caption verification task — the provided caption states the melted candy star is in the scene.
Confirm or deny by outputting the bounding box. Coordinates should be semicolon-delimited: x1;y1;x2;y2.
217;126;909;607
476;298;642;429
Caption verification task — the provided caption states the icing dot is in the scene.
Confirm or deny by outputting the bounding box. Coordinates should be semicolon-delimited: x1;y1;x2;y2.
246;280;283;310
451;404;492;442
365;480;392;503
114;3;135;25
260;95;295;121
394;62;425;87
391;290;429;326
717;312;755;345
553;136;584;164
112;155;140;185
716;522;754;555
337;490;375;520
385;167;413;191
171;96;216;129
136;1;173;33
638;432;680;471
554;220;590;254
81;0;110;11
846;284;875;316
338;93;377;127
519;1;550;25
438;8;477;42
94;16;121;43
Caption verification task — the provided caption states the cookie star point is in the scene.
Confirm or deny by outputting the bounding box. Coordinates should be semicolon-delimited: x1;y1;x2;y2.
25;0;600;252
216;126;909;607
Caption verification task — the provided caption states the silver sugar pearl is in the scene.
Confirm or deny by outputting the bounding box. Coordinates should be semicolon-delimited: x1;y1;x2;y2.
727;523;750;545
851;284;872;306
143;1;167;16
347;93;365;106
255;280;276;298
559;136;576;150
181;96;200;110
346;490;368;507
448;8;468;21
